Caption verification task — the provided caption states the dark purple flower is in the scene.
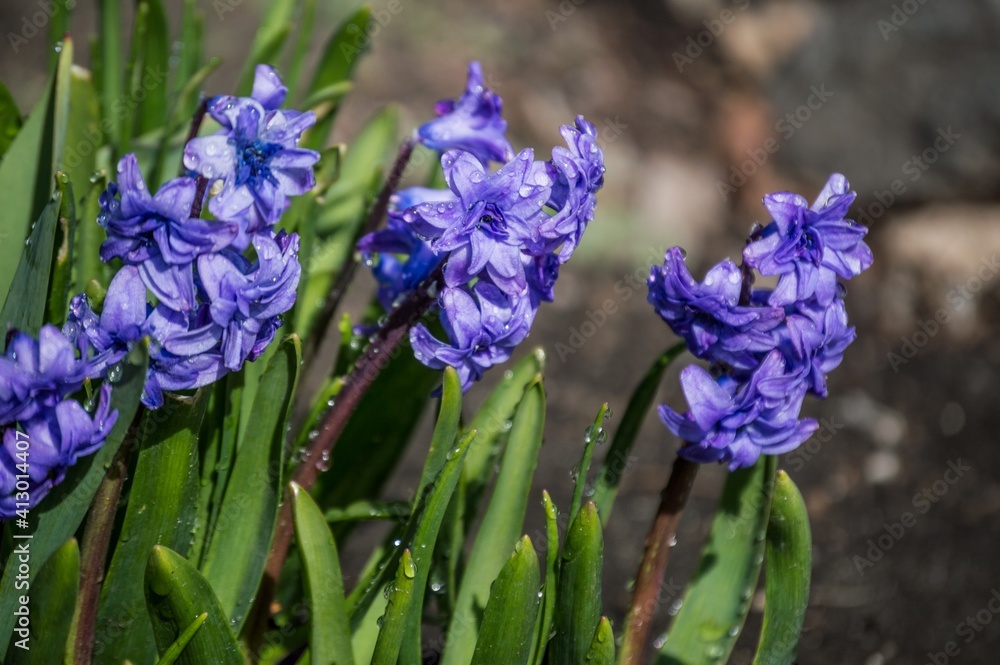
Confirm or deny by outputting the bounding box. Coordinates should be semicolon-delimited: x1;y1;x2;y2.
540;116;605;261
647;248;783;370
185;67;319;238
0;325;92;425
168;231;300;371
659;351;818;470
0;383;117;518
403;149;554;295
417;62;513;166
358;214;441;311
410;282;535;391
98;154;238;312
743;174;873;306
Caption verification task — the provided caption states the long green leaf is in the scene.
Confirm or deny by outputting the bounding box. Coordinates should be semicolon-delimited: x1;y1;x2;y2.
46;178;74;326
441;377;546;665
291;483;355;665
95;0;124;148
62;67;100;212
568;403;608;531
301;6;373;150
752;471;811;665
593;343;685;525
550;501;603;665
656;455;778;665
95;392;208;664
234;0;299;95
136;0;169;135
369;550;416;665
527;491;559;665
416;366;463;498
470;535;541;665
0;192;61;351
0;345;147;661
144;546;242;665
156;612;207;665
6;538;79;664
201;335;301;632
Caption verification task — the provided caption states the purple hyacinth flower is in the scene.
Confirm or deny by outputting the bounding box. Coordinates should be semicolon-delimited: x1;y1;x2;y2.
540;116;606;261
0;325;92;425
403;149;554;295
185;70;319;238
647;248;784;370
170;230;300;371
358;214;441;311
99;154;238;312
0;383;117;518
417;62;513;166
410;282;535;391
743;173;873;306
658;351;819;470
775;296;856;398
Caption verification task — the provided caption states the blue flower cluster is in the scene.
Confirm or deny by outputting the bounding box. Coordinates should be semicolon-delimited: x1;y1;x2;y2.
67;65;312;409
650;174;872;469
0;327;117;518
360;62;605;390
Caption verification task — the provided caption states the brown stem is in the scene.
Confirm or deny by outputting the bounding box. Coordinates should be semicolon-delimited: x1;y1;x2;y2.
179;98;209;176
619;456;700;665
300;138;416;364
250;263;442;648
73;410;143;665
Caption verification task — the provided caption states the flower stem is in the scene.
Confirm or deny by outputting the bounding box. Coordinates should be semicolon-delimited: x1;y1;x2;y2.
619;456;699;665
73;409;143;665
301;138;416;363
252;262;442;644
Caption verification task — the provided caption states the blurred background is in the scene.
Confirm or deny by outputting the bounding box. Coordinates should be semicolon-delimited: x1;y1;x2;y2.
3;0;1000;662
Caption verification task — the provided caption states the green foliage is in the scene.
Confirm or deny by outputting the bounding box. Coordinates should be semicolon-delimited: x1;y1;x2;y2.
752;471;812;665
6;538;78;664
470;536;541;665
550;501;604;665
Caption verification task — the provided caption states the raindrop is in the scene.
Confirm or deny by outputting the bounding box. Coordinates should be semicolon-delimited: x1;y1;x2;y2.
503;369;514;380
429;581;444;593
316;450;331;471
666;598;684;616
107;363;124;383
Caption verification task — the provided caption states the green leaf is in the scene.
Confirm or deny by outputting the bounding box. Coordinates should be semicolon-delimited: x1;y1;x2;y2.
313;341;437;512
369;550;416;665
470;536;541;665
177;0;203;95
0;79;22;159
656;455;778;665
324;499;409;524
6;538;79;664
95;391;208;665
0;45;68;298
200;335;301;633
462;348;546;526
46;178;74;325
593;343;685;525
144;546;242;665
156;612;207;665
283;0;318;101
585;616;615;665
235;0;299;95
301;6;373;149
550;502;603;665
118;1;149;152
348;430;477;652
416;366;463;498
291;483;355;665
0;192;60;351
441;377;546;665
95;0;124;147
568;403;609;531
527;491;559;665
752;471;811;665
135;0;169;135
0;344;147;662
62;67;100;211
75;176;110;294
